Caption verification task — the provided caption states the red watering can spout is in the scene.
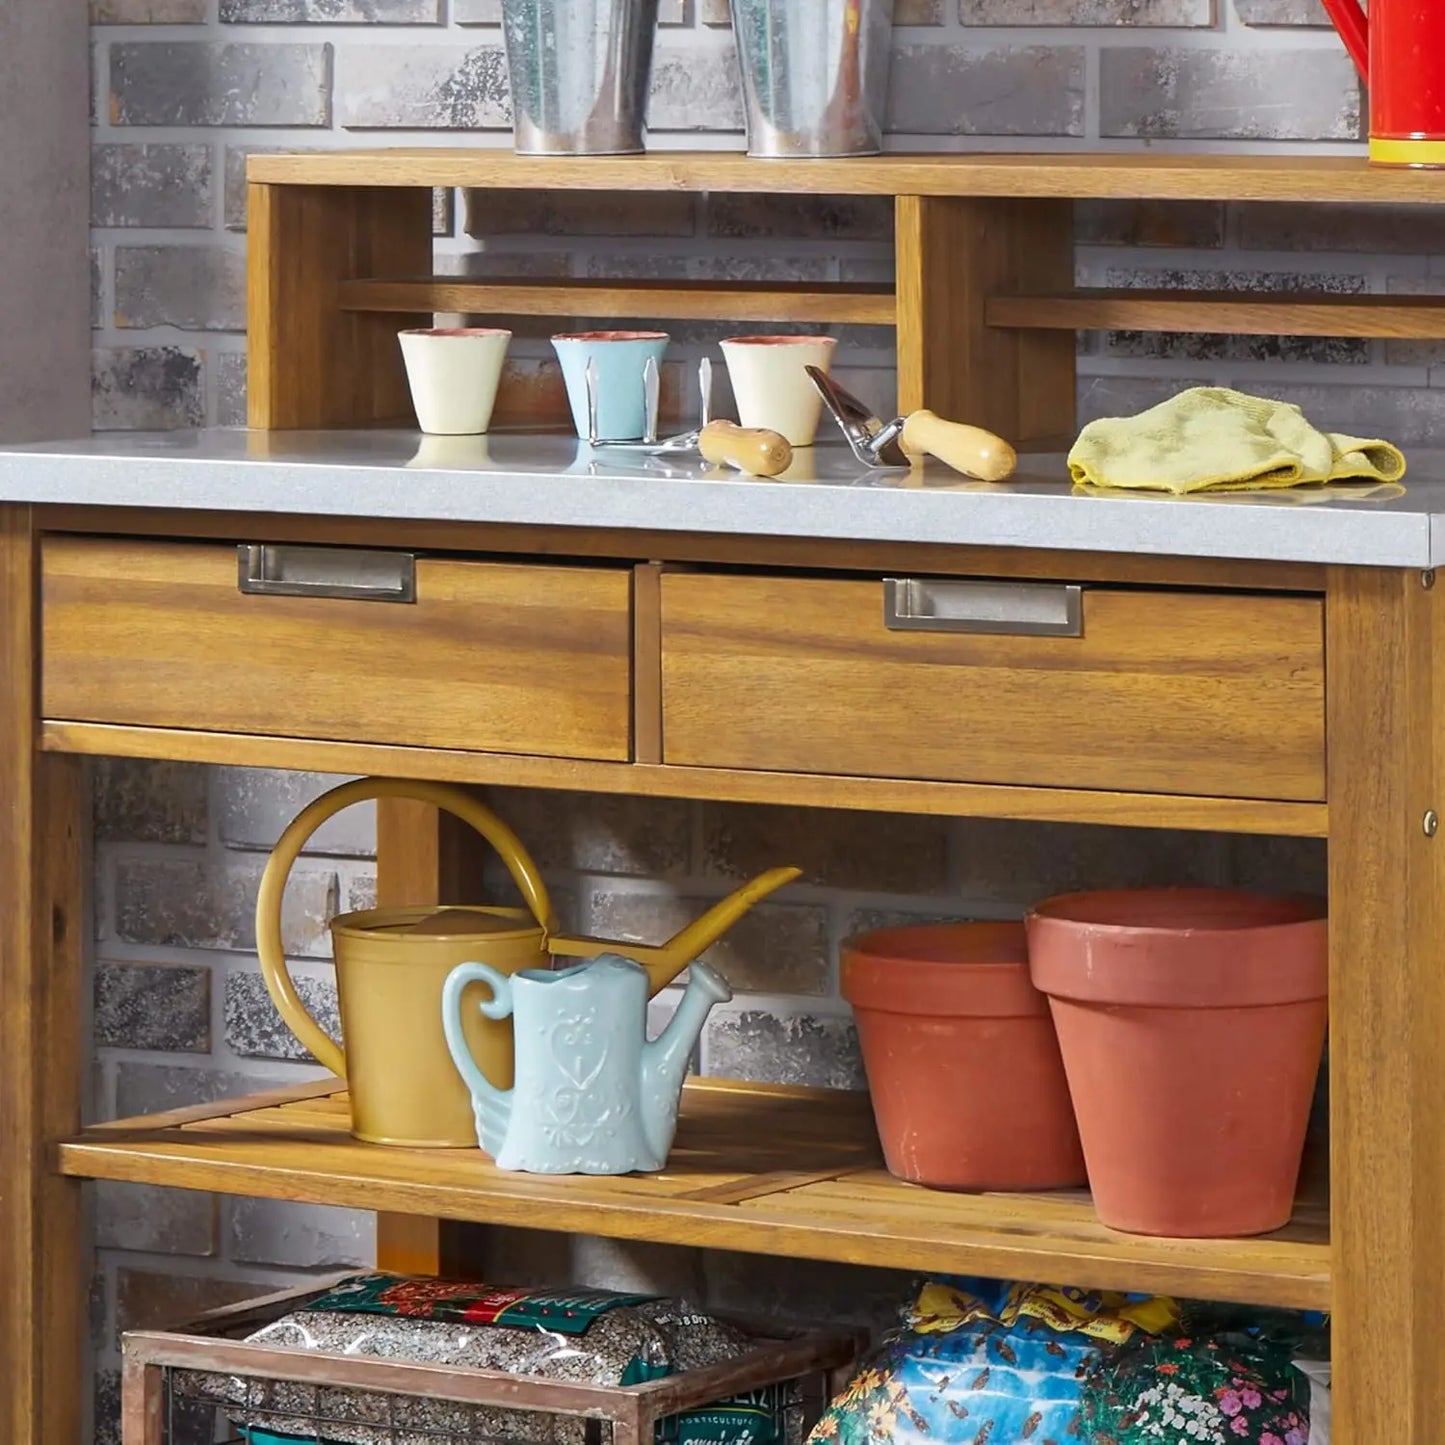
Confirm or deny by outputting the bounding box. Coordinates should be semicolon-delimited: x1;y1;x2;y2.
1318;0;1368;80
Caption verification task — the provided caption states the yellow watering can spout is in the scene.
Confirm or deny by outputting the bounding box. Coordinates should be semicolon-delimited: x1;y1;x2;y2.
549;865;803;993
646;866;802;989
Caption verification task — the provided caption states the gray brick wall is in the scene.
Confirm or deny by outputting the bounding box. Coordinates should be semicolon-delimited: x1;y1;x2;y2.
90;762;376;1443
87;5;1362;1441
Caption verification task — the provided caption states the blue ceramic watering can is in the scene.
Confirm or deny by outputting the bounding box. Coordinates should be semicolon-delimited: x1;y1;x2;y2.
441;953;732;1174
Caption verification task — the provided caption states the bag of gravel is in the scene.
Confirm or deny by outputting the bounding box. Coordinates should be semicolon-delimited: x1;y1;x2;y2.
185;1273;785;1445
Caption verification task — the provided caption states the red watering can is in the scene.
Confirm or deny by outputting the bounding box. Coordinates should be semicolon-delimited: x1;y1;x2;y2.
1319;0;1445;167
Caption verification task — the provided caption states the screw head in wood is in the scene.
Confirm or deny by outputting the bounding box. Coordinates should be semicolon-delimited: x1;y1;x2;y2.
1426;810;1440;838
1425;570;1437;590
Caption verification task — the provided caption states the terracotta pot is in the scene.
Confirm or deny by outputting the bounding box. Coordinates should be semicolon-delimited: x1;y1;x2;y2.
1027;888;1328;1239
841;922;1086;1191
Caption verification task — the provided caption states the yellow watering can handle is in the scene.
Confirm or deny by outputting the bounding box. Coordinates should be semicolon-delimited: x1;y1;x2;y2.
254;776;558;1080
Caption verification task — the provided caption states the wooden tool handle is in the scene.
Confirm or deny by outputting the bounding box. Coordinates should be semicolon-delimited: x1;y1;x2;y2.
900;409;1017;482
698;420;792;477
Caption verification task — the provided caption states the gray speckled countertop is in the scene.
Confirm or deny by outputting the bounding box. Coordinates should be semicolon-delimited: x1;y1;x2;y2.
2;427;1442;568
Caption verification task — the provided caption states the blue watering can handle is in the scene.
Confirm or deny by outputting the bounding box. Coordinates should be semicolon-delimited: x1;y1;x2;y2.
442;961;514;1112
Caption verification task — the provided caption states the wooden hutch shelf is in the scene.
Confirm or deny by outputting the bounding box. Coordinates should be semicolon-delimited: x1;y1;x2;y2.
246;148;1445;437
249;148;1445;203
988;290;1445;339
57;1078;1330;1312
338;277;897;326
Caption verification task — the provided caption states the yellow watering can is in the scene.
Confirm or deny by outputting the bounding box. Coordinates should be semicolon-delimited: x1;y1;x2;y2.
256;777;799;1149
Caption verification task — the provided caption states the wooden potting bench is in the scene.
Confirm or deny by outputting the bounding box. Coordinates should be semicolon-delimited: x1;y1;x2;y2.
2;151;1443;1445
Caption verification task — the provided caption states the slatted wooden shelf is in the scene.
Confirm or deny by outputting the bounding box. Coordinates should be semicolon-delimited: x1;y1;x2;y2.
58;1077;1331;1311
250;149;1445;204
988;290;1445;338
338;277;897;326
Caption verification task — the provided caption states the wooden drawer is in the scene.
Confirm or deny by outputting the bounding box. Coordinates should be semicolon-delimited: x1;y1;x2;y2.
661;572;1326;801
42;537;633;760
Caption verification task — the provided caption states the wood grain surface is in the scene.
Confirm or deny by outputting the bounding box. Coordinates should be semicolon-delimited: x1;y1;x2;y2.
41;720;1330;837
374;790;494;1279
32;507;1330;593
661;572;1327;802
123;1293;854;1429
990;290;1445;338
896;195;1075;444
41;537;634;762
248;182;431;429
247;150;1445;204
0;506;86;1445
632;562;665;765
338;276;897;326
58;1079;1330;1310
1326;566;1445;1443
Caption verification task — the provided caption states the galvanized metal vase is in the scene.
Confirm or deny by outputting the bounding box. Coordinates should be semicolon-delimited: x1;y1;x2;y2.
729;0;896;158
502;0;660;156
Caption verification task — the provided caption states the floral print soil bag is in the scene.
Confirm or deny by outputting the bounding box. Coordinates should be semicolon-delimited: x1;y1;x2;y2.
1081;1303;1328;1445
809;1279;1178;1445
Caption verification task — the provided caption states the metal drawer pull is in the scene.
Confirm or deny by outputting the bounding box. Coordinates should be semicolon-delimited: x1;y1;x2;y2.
238;544;416;603
883;578;1083;637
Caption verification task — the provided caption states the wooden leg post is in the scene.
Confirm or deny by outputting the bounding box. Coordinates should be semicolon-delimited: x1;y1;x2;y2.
374;794;493;1277
895;194;1075;448
120;1355;165;1445
247;181;432;430
1326;565;1445;1442
0;505;87;1445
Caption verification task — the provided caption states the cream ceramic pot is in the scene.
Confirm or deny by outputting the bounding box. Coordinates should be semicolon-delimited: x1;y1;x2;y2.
721;335;837;446
399;327;511;435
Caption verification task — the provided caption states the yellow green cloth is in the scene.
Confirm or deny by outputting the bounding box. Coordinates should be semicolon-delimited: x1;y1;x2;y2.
1068;385;1407;495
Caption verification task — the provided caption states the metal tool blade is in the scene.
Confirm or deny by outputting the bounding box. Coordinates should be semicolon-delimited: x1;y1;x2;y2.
804;365;908;469
642;356;660;444
585;357;600;447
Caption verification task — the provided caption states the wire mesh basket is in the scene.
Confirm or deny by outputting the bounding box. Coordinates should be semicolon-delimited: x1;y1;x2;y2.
121;1283;861;1445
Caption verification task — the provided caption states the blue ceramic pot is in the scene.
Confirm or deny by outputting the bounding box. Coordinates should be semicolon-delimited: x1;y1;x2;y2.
552;330;669;441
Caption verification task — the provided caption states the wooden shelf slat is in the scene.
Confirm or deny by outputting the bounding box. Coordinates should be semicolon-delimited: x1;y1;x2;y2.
989;290;1445;338
57;1079;1331;1311
250;149;1445;205
40;721;1331;837
339;277;897;326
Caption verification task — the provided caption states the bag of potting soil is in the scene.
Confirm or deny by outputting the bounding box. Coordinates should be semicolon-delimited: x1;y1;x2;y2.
660;1383;795;1445
1292;1359;1330;1445
1080;1301;1328;1445
808;1278;1178;1445
180;1272;787;1445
